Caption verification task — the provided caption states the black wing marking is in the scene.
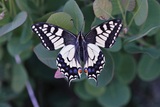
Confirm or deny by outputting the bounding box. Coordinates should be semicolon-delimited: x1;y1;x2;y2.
31;22;76;50
85;19;123;48
56;45;82;85
84;43;105;84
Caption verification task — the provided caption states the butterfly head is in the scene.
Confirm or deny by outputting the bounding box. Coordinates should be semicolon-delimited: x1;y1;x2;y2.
77;31;83;38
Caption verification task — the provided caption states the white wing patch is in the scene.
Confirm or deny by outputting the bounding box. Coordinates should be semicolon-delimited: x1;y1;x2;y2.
32;23;66;50
95;26;103;34
56;45;82;84
84;43;105;82
86;19;123;49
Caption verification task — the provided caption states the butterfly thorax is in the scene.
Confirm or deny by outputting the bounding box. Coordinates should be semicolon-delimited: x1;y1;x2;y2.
77;32;87;62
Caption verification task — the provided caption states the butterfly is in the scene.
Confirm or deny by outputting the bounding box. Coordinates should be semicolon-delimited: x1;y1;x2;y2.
31;19;123;85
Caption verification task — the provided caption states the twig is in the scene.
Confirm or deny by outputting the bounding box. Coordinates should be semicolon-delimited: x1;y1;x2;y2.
26;81;40;107
14;55;40;107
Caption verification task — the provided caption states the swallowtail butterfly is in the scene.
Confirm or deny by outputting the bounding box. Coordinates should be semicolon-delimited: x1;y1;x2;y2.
31;19;123;85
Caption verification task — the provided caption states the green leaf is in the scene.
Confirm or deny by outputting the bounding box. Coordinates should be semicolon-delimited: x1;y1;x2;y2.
20;49;32;61
47;12;73;31
11;64;28;93
0;11;27;36
0;12;11;26
98;80;131;107
93;0;112;20
63;0;84;33
78;101;100;107
138;55;160;81
0;88;16;101
121;0;136;11
111;0;121;15
125;26;160;43
134;0;148;26
7;37;32;57
114;53;136;84
107;37;122;52
124;43;160;59
91;17;105;28
0;103;11;107
36;12;54;22
20;18;33;44
84;81;105;97
81;5;94;32
0;46;3;60
125;0;160;42
15;0;32;13
0;33;12;44
88;50;114;87
33;44;59;69
74;81;94;101
155;30;160;46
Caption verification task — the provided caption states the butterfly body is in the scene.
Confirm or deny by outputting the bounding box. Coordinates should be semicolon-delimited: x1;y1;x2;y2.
31;19;123;84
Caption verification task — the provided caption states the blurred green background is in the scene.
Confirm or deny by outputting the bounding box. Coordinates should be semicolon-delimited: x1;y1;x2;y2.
0;0;160;107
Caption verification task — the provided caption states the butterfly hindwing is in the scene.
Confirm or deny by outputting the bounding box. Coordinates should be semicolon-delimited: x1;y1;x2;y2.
56;45;82;84
84;43;105;83
31;22;76;50
85;19;123;48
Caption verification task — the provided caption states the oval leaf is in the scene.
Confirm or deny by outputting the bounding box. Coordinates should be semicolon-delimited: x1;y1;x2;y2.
33;44;59;69
107;37;122;52
111;0;121;15
98;81;131;107
114;53;136;84
125;0;160;42
85;81;106;97
7;37;32;57
0;11;27;36
11;64;28;93
138;55;160;81
74;82;94;101
63;0;84;33
47;12;73;31
20;18;33;44
93;0;112;20
124;43;160;59
0;103;11;107
134;0;148;26
121;0;136;11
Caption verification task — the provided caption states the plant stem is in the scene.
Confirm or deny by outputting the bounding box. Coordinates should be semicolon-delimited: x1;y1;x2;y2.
117;0;126;26
15;55;40;107
26;81;40;107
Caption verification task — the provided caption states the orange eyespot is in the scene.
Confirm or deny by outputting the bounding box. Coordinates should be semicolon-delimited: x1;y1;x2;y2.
78;69;82;74
84;69;88;74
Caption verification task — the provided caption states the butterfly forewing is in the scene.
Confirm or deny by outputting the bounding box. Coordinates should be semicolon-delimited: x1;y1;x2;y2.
31;22;76;50
85;19;123;48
